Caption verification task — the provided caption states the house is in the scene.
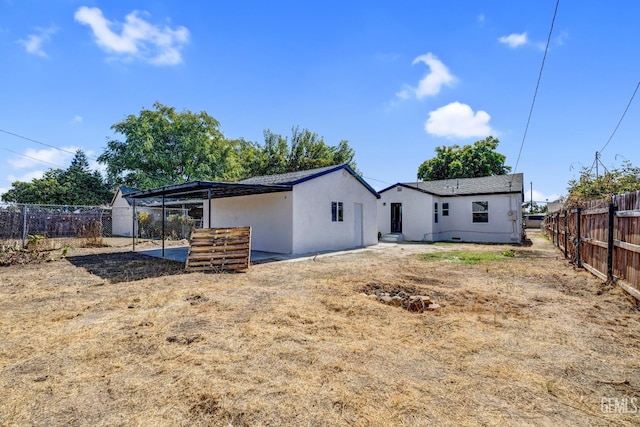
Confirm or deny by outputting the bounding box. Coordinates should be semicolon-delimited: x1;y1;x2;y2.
377;174;524;244
202;164;380;254
110;186;147;237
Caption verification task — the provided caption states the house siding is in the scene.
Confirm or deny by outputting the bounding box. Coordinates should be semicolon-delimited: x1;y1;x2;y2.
291;169;378;254
433;193;522;243
378;185;523;244
377;186;433;241
204;192;294;253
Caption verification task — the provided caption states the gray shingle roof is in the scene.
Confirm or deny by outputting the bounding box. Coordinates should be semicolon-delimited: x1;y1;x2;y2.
382;173;523;196
238;165;340;185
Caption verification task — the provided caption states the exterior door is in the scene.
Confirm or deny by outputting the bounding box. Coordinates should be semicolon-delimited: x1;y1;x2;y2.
391;203;402;233
353;203;363;247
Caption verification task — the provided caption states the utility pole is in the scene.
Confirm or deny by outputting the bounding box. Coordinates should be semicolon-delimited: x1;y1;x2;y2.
530;181;533;213
595;151;599;178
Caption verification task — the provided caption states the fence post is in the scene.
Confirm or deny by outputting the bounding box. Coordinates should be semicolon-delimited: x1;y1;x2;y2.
555;212;560;247
563;212;568;259
21;204;28;248
606;202;616;283
576;207;582;268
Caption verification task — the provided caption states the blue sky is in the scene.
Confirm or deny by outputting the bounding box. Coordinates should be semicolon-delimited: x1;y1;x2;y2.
1;1;639;204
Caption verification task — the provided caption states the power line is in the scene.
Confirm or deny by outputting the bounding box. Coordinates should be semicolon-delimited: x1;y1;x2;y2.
510;0;559;184
0;146;64;168
0;127;100;161
0;128;80;157
599;80;640;154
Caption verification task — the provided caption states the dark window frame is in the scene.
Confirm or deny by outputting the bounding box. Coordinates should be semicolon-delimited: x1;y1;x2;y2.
472;201;489;223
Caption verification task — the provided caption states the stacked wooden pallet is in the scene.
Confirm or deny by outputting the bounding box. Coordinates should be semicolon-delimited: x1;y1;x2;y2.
185;226;251;272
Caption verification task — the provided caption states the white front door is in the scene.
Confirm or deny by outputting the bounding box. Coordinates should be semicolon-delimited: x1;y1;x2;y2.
354;203;363;247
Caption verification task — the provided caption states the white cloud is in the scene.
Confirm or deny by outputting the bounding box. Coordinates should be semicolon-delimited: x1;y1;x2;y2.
18;26;57;57
8;147;77;169
71;115;83;124
396;52;456;100
498;32;528;48
74;6;189;65
425;102;495;139
477;14;485;25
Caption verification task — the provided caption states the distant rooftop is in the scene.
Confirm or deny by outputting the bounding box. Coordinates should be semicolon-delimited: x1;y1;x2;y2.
380;173;524;196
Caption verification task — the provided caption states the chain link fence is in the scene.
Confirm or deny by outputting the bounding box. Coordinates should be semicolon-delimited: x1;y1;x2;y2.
0;203;202;249
0;203;111;249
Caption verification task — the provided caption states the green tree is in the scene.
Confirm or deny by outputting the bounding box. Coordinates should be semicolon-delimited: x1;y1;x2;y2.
567;161;640;201
243;126;357;177
98;102;242;189
1;149;113;205
417;136;511;181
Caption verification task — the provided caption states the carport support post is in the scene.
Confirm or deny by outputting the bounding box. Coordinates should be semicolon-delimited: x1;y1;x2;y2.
162;194;165;258
132;199;136;252
207;189;212;228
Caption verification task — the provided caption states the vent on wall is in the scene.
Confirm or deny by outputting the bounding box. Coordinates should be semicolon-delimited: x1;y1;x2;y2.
397;187;402;192
452;237;461;241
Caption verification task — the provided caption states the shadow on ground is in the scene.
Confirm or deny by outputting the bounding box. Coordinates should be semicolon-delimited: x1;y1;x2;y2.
66;252;185;284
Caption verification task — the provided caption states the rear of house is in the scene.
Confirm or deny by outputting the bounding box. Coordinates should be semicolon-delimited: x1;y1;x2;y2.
203;165;380;254
378;174;524;244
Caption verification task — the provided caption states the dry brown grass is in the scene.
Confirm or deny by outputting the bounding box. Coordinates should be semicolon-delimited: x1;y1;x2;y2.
1;232;639;426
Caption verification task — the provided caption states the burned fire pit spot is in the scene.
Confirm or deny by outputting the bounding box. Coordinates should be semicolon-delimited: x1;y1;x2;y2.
360;284;440;313
185;294;209;305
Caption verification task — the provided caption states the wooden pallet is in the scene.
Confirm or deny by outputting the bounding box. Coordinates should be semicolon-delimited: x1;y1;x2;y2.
185;226;251;272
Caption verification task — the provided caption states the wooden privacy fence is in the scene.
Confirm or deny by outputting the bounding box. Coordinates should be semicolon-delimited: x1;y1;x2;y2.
545;190;640;302
185;226;251;272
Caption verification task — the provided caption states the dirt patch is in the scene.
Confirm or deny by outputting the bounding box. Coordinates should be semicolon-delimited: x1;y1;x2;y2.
0;231;639;426
65;250;185;283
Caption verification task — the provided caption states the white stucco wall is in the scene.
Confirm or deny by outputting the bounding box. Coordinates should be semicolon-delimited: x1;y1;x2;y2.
433;193;522;243
203;192;293;253
377;186;434;241
291;170;379;254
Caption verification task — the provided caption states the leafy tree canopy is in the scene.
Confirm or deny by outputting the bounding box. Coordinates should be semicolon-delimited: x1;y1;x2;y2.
567;160;640;201
98;102;240;189
238;126;357;178
1;149;113;205
417;136;511;181
98;103;357;189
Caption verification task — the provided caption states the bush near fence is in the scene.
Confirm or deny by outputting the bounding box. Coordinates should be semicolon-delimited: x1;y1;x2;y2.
545;190;640;303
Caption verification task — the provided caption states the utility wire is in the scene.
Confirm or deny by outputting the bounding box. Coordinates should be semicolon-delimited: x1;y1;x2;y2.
510;0;559;185
0;146;64;168
599;80;640;154
0;127;99;161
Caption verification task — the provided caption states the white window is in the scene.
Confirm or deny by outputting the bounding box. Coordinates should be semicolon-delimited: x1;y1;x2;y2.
472;201;489;223
443;202;449;216
434;202;438;223
331;202;344;222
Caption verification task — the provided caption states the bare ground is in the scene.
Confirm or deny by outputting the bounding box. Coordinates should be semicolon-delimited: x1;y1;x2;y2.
0;232;639;426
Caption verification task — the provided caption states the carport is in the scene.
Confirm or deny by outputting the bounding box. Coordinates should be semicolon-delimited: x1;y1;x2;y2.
127;180;292;258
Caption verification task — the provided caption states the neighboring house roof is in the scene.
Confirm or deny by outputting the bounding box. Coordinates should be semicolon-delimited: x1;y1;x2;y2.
239;164;380;198
127;164;380;200
380;173;524;197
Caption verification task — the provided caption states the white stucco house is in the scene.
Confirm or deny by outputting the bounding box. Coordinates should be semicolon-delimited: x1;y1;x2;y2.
377;174;524;244
110;186;148;237
127;164;380;254
203;164;380;254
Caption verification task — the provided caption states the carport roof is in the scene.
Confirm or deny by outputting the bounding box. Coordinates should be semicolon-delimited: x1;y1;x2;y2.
126;181;292;200
126;164;380;200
